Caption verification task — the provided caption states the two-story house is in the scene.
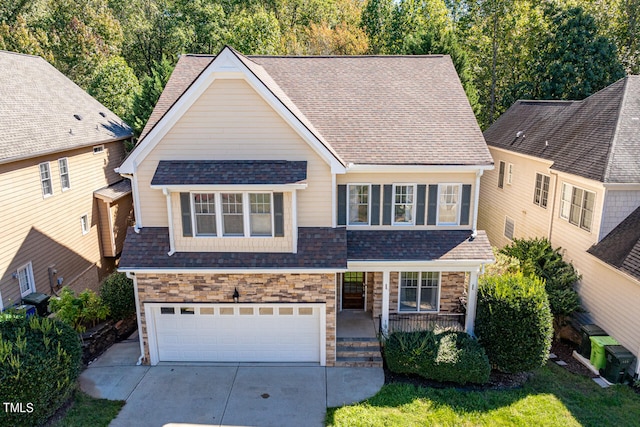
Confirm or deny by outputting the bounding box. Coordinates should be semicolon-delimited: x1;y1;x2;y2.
478;76;640;374
118;46;494;366
0;51;133;311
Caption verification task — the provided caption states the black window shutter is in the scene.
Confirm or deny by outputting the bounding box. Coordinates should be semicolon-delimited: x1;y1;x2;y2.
382;185;392;225
274;192;284;237
337;185;347;226
426;185;438;225
179;192;192;237
498;161;505;189
460;184;472;226
416;185;427;225
370;185;381;225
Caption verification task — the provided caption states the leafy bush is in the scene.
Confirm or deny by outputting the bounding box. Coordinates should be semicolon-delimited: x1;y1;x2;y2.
49;287;109;332
100;272;135;321
476;272;553;373
0;313;82;427
384;330;490;384
500;238;581;316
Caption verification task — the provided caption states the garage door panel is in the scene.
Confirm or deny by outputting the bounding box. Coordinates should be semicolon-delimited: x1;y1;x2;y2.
151;304;322;363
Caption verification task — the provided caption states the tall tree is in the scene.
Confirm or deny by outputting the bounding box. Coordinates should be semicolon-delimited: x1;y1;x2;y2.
128;57;174;137
88;56;140;119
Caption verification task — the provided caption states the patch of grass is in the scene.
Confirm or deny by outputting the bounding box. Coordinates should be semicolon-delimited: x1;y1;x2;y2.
326;363;640;426
52;391;124;427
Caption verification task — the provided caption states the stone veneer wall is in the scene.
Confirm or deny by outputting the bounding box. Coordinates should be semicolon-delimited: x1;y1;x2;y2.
372;271;466;318
135;273;336;365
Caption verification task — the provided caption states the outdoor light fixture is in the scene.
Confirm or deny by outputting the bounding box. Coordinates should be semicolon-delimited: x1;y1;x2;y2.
233;288;240;303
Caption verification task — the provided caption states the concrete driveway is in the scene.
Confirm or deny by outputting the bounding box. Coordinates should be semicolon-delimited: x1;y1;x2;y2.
80;337;384;427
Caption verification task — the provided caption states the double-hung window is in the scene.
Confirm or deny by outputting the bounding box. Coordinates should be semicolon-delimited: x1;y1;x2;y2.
438;184;460;225
560;183;595;232
498;161;505;188
58;158;70;190
193;193;216;235
533;173;550;208
221;193;244;236
39;162;53;197
393;184;414;225
399;272;440;312
249;193;272;236
348;184;369;225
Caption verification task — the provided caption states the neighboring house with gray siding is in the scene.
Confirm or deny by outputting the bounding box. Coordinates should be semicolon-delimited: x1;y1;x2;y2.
117;46;494;367
478;76;640;374
0;51;133;310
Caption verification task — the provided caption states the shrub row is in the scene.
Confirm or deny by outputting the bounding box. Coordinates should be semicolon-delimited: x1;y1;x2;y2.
0;313;81;427
384;330;491;385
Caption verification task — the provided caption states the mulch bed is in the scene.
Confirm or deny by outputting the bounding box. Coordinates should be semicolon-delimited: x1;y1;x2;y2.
383;339;596;391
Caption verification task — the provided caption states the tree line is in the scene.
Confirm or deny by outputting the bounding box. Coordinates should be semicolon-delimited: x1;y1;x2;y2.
1;0;637;134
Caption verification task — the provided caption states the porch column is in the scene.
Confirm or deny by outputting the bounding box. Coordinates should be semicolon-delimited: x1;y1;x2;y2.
381;270;390;334
465;270;479;336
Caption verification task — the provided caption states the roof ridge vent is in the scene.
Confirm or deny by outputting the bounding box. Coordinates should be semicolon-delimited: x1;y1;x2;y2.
73;114;82;121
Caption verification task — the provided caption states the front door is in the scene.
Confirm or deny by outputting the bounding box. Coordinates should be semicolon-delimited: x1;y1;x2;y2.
342;272;365;310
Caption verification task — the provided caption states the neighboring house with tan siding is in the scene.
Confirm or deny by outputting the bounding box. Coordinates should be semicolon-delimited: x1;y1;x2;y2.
118;46;495;367
478;76;640;374
0;51;133;311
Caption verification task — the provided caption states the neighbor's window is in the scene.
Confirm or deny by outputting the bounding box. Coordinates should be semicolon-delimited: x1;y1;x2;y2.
560;183;595;232
438;184;460;225
507;163;513;185
222;193;244;236
533;173;550;208
249;193;272;236
504;216;515;240
93;145;104;154
399;272;439;312
17;262;35;297
348;184;370;225
498;161;505;189
193;193;216;236
39;162;53;197
393;184;415;225
58;158;70;190
81;214;89;235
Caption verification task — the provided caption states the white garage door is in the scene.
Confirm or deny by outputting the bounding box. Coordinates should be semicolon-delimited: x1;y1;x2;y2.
147;303;324;365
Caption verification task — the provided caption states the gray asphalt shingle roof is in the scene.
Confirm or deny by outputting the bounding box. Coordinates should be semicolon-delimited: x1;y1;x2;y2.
484;76;640;183
151;160;307;186
0;51;132;163
140;48;492;166
588;206;640;281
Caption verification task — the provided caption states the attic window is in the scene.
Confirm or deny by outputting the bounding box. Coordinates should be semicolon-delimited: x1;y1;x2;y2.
99;112;106;117
73;114;82;121
93;145;104;154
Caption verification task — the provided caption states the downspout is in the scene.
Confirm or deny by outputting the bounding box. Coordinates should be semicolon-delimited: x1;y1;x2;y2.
120;172;142;233
548;171;559;241
472;170;483;237
331;173;337;228
126;272;145;366
163;188;175;256
292;190;298;254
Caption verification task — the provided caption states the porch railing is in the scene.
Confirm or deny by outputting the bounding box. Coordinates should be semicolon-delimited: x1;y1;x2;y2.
380;313;465;335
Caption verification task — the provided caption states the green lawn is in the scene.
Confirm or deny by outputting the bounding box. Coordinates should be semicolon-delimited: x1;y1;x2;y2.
326;363;640;427
52;391;124;427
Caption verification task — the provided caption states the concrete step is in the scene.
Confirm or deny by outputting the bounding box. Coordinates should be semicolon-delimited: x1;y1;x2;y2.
335;337;383;367
335;356;383;368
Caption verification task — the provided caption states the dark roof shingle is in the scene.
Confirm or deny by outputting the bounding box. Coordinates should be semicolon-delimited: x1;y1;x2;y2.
119;227;347;270
140;49;492;167
151;160;307;186
484;76;640;183
588;206;640;281
347;230;493;262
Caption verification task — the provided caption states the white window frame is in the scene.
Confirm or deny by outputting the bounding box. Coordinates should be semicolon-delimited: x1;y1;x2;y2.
398;271;441;313
58;157;70;191
93;145;105;154
507;163;513;185
392;184;416;226
39;162;53;197
17;262;36;298
221;192;245;236
436;183;462;226
347;184;371;226
560;183;595;232
191;191;275;238
80;214;90;235
533;173;550;209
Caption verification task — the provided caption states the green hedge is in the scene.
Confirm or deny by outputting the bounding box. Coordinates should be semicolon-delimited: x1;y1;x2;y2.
100;272;135;321
384;330;490;385
476;272;553;373
0;313;82;426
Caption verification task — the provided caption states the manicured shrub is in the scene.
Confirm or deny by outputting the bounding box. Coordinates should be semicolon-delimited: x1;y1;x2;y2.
476;272;553;373
0;313;82;427
384;330;490;384
49;287;109;332
100;272;135;321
